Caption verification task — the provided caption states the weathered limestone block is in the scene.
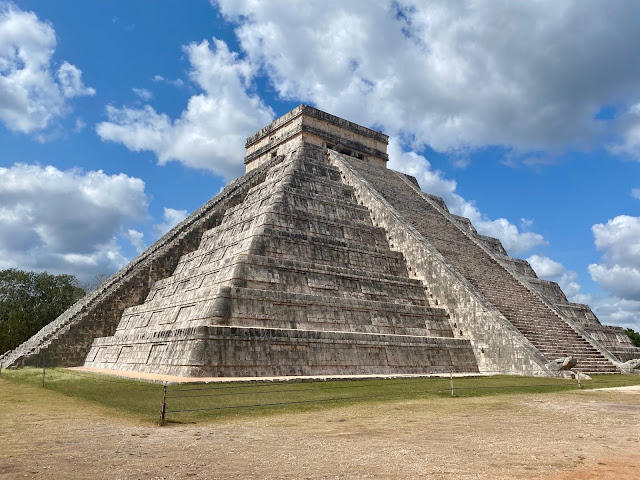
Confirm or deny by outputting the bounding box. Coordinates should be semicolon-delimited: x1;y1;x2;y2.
474;234;508;256
494;254;537;278
546;356;577;371
618;358;640;374
525;278;568;304
86;325;477;377
451;215;477;234
554;303;600;327
245;105;389;171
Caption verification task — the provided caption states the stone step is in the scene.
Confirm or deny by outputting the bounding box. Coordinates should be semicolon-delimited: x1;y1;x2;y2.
294;154;343;175
201;202;380;245
259;168;356;199
239;253;422;288
261;225;394;254
222;287;453;337
152;253;421;298
240;265;430;305
86;323;478;377
111;284;454;338
253;232;408;276
266;203;374;230
277;185;373;216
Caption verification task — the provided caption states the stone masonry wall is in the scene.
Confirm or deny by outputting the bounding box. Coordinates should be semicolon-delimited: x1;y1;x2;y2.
88;325;477;377
0;156;283;368
245;105;388;171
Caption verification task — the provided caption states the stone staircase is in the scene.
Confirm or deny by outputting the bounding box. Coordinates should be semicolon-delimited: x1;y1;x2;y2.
344;155;617;374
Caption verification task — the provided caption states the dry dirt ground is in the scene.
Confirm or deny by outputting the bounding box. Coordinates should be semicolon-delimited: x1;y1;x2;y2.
1;381;639;479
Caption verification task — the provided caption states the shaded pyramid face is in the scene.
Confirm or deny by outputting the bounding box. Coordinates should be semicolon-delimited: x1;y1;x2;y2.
84;145;478;376
334;153;621;374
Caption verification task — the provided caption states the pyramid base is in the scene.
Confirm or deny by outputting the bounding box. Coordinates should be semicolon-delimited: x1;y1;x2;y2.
84;325;479;377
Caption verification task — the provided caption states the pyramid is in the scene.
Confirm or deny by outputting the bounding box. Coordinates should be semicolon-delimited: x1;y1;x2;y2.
2;105;638;376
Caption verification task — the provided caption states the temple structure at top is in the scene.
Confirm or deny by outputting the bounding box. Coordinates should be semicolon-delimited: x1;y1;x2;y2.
244;105;389;171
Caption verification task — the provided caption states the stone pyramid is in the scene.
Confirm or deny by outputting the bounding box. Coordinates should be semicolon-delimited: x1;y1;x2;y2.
3;105;638;376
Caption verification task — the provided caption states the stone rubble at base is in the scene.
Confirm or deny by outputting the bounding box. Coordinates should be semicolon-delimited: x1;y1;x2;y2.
2;105;639;377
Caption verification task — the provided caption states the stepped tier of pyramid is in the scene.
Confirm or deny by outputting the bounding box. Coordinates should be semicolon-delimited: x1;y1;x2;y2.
2;105;638;376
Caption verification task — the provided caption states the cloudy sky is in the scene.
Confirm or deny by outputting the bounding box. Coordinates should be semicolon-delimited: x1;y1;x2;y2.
1;1;639;329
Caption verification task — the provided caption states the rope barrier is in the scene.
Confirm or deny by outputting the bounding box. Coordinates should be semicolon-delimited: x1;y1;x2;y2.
0;365;592;426
163;369;577;392
164;382;579;415
165;380;456;399
165;377;455;395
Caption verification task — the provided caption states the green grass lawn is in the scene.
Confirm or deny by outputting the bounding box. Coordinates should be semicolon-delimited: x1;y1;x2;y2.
2;367;639;425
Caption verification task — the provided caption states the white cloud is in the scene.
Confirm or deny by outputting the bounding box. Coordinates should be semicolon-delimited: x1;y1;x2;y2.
152;75;184;87
153;207;188;238
388;139;546;255
97;38;274;180
111;16;134;32
591;215;640;268
520;218;534;229
57;61;95;98
590;296;640;331
587;215;640;326
527;255;565;278
475;219;546;256
631;188;640;200
98;104;172;152
125;229;146;253
0;4;94;133
610;103;640;161
0;163;148;281
132;87;152;101
589;264;640;301
527;254;582;300
215;0;640;159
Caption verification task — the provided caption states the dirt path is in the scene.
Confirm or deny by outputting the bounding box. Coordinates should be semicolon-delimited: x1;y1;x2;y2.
1;380;639;479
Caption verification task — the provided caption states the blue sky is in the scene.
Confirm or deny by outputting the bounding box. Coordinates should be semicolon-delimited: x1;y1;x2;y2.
1;1;639;329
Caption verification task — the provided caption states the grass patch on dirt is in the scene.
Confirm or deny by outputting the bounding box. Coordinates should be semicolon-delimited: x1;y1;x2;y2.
2;368;639;425
1;367;161;422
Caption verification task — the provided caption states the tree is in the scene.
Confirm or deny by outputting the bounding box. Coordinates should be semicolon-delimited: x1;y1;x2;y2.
80;273;110;293
0;269;85;355
625;328;640;348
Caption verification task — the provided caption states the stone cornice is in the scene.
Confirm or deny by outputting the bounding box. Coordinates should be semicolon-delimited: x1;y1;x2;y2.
245;104;388;148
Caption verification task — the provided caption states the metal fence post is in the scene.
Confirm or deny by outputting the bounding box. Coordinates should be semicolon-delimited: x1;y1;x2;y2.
41;366;45;387
159;384;167;425
577;372;581;389
450;371;454;397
